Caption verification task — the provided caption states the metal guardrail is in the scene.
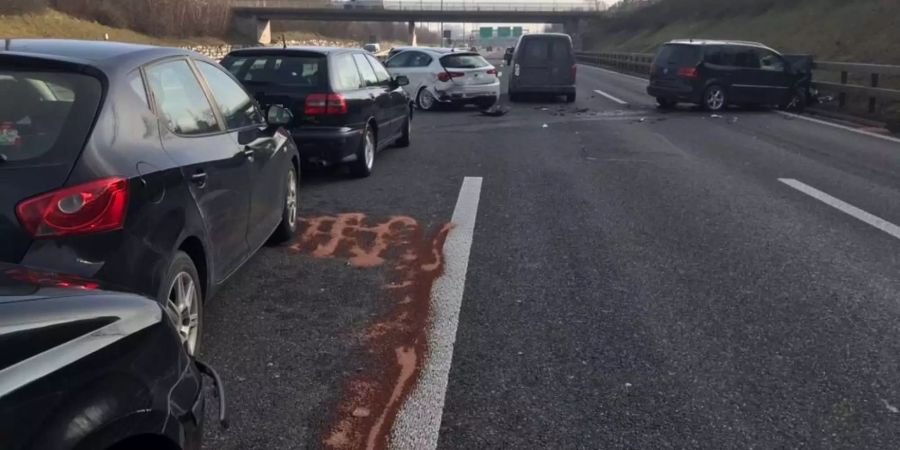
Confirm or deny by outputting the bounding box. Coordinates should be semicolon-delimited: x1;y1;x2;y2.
232;0;602;12
575;51;900;115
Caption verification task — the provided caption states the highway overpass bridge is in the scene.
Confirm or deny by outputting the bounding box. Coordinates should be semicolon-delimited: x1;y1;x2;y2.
231;0;605;47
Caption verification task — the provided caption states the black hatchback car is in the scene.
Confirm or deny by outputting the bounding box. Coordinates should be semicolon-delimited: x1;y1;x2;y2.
0;263;225;450
0;40;300;355
221;47;412;177
647;40;811;112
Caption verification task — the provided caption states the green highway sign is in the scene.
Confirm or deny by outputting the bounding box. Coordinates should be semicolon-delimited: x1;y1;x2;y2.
479;27;493;39
513;26;523;37
498;27;511;38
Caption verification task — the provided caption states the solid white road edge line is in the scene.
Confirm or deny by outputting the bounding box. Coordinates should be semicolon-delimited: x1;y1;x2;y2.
779;178;900;240
389;176;483;450
593;89;629;105
578;63;649;82
776;111;900;145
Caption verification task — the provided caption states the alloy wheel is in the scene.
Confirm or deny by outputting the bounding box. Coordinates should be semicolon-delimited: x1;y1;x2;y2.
364;131;375;170
706;87;725;111
286;169;297;225
166;271;200;355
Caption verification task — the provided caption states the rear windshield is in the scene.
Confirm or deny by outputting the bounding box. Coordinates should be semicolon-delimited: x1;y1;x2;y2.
0;69;102;165
519;37;572;65
654;44;703;66
222;54;327;88
440;54;490;69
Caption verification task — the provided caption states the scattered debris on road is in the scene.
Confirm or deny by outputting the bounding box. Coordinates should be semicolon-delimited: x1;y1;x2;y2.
480;104;509;117
710;114;724;119
542;123;549;128
881;398;900;414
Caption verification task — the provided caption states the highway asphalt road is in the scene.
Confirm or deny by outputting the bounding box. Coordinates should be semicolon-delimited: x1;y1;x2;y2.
201;62;900;449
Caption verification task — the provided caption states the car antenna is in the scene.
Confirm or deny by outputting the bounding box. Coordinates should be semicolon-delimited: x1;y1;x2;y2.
281;34;287;49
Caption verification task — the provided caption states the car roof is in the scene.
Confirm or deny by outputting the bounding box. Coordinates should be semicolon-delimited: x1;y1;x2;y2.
227;46;357;56
520;33;571;39
666;39;777;51
0;39;203;73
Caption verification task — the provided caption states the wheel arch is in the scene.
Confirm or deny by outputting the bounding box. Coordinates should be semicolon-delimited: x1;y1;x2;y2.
176;236;209;301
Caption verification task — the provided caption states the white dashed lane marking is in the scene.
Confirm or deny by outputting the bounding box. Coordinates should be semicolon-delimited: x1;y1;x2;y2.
593;89;629;105
779;178;900;240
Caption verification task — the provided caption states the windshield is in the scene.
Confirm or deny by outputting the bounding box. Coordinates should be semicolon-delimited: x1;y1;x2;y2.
0;70;102;165
221;54;327;87
440;53;490;69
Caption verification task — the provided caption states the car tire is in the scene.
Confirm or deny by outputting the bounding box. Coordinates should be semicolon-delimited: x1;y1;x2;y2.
396;110;411;147
702;84;726;111
417;88;437;111
565;93;576;103
159;251;203;356
656;97;676;109
269;164;299;244
350;125;376;178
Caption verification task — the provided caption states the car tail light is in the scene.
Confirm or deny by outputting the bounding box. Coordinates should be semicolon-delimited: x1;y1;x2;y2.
437;71;464;82
16;177;129;239
677;67;699;79
571;64;577;79
305;93;347;115
486;68;497;76
650;63;657;74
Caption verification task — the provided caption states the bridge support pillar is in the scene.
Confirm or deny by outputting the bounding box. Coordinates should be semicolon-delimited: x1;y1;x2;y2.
408;21;417;46
564;19;585;51
234;15;272;45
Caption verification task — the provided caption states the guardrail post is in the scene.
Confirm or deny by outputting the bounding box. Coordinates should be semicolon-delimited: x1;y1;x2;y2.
869;73;879;114
839;70;848;109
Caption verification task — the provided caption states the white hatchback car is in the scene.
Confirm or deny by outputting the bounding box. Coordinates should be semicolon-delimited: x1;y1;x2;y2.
384;49;500;111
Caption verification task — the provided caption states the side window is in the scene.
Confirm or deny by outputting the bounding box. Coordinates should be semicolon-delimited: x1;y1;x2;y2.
733;47;760;69
366;54;392;85
410;52;432;67
145;59;219;135
127;72;149;108
757;49;785;72
196;61;264;130
385;52;412;68
332;54;363;91
352;53;379;87
704;46;724;66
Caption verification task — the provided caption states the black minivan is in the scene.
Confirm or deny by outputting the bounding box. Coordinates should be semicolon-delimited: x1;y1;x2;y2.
222;47;412;177
647;40;811;111
508;33;577;102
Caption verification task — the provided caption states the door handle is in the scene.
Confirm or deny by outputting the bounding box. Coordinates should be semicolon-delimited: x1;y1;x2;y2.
241;147;255;160
190;170;207;187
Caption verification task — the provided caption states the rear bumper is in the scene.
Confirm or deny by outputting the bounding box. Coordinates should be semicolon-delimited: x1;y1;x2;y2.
434;82;501;104
647;84;700;102
290;126;364;165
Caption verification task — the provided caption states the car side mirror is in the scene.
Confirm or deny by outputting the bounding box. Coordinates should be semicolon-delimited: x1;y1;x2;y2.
393;75;410;87
266;105;293;127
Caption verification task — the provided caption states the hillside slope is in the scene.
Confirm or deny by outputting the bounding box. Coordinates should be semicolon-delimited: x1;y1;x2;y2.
585;0;900;64
0;9;224;45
